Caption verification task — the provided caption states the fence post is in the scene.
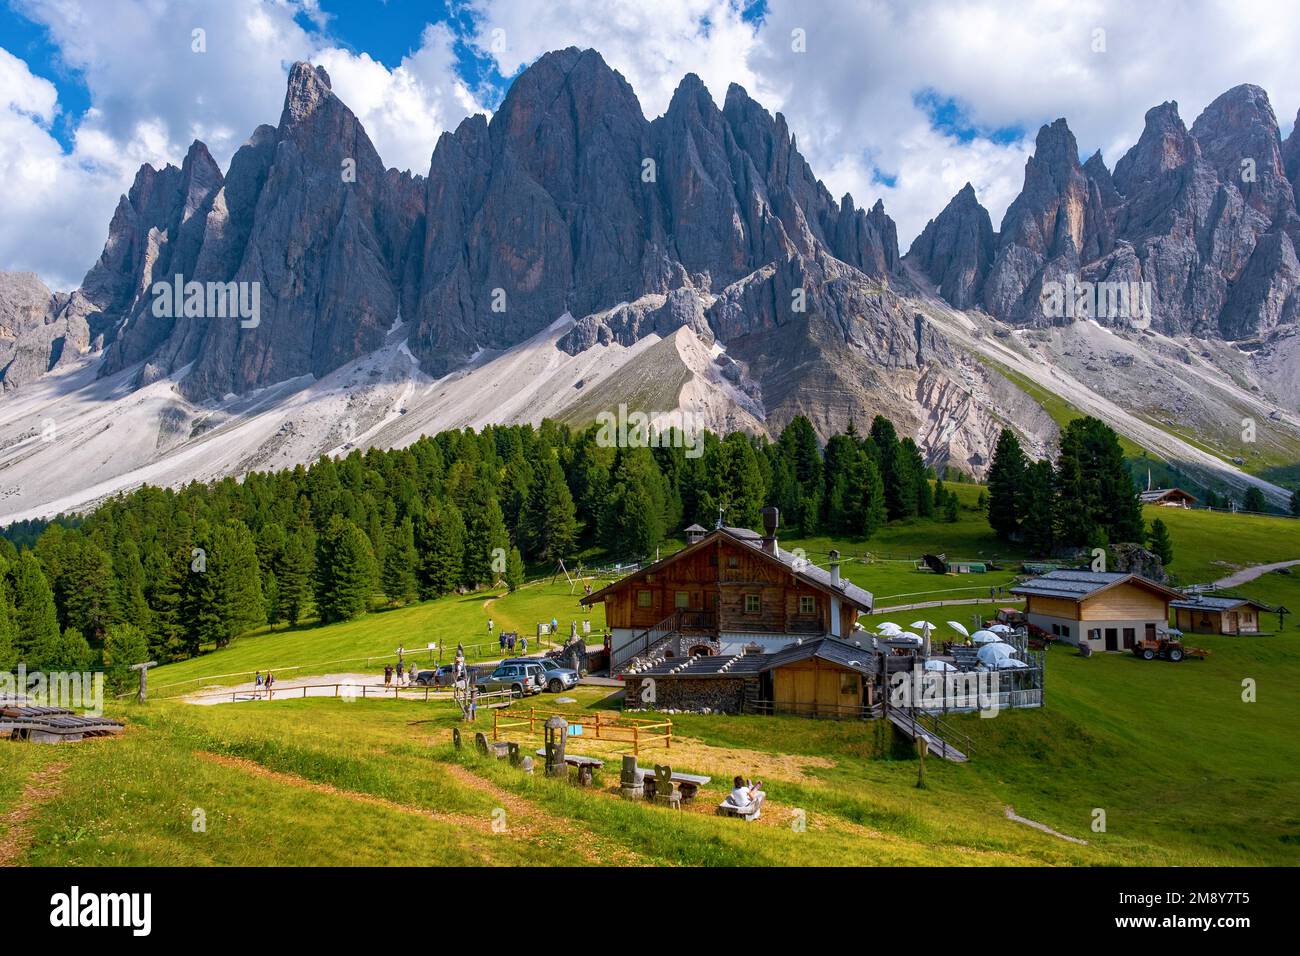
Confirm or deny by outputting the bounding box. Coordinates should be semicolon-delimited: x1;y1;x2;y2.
666;719;671;750
595;712;601;740
493;708;499;741
633;724;639;756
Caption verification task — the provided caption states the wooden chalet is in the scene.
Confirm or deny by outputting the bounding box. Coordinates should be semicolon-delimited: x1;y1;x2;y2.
581;508;873;673
1169;594;1272;635
1010;569;1183;652
1138;487;1197;508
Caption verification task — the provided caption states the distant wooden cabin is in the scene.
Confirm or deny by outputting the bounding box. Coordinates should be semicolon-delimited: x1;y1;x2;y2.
1010;570;1183;652
1169;595;1271;635
582;513;873;672
1139;487;1197;508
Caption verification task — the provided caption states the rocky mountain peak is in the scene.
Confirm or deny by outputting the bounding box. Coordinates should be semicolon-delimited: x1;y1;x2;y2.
905;182;995;309
281;61;333;126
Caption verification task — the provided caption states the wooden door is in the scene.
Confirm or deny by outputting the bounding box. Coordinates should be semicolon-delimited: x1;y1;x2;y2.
1104;628;1118;651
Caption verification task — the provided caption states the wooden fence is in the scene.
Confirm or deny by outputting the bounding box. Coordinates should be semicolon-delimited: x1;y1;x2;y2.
184;681;514;706
492;706;671;756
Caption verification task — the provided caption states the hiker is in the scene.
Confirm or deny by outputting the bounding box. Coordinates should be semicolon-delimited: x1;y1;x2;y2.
468;686;478;722
724;776;765;819
487;618;493;634
508;633;516;652
498;630;505;651
384;664;393;686
550;616;558;633
265;672;275;698
255;671;262;697
520;635;528;654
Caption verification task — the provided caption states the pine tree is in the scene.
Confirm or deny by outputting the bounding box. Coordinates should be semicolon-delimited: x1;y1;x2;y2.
869;416;905;520
1243;486;1268;513
1147;517;1174;567
11;552;60;663
1020;459;1057;556
522;455;577;562
463;493;509;588
417;501;465;598
1291;488;1300;517
210;522;265;647
319;520;377;623
102;623;150;693
986;429;1026;541
381;516;419;604
942;491;960;523
0;556;17;672
275;532;312;626
63;538;118;640
143;546;185;662
113;539;153;634
505;546;524;593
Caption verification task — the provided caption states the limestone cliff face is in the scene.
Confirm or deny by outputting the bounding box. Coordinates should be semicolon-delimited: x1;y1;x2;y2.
912;87;1300;343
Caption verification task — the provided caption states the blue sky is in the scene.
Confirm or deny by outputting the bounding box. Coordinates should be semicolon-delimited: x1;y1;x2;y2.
3;0;1299;291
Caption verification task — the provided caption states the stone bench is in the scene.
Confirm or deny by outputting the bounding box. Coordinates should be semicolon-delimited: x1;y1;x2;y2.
717;791;765;821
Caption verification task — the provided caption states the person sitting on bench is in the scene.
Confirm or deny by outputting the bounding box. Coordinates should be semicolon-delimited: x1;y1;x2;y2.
724;776;764;819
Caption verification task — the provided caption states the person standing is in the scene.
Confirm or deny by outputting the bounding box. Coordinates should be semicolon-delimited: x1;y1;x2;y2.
520;635;528;655
384;664;393;686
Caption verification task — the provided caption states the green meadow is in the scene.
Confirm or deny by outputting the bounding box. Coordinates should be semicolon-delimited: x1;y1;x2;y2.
2;492;1297;866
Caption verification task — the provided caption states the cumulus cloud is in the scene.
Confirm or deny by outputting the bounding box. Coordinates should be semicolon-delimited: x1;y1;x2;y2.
2;0;487;289
315;23;484;175
6;0;1300;290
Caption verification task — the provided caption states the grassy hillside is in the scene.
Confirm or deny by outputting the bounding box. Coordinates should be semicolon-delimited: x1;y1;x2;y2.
6;606;1297;866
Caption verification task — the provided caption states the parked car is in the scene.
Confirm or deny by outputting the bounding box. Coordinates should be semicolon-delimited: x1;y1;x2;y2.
474;662;542;697
503;657;579;693
413;664;464;687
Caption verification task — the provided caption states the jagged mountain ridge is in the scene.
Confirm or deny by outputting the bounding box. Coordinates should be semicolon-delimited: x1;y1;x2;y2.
908;84;1300;344
1;50;1298;523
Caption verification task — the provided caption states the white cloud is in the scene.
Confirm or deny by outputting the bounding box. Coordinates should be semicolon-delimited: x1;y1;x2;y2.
7;0;1300;291
315;23;485;175
466;0;771;118
2;0;487;290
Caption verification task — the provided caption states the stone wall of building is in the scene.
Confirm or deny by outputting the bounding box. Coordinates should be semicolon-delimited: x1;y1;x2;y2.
623;676;750;714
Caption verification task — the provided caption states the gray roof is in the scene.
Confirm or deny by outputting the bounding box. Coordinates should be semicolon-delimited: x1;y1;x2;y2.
760;636;878;675
630;636;878;680
1169;595;1269;611
1010;569;1180;602
1139;488;1195;502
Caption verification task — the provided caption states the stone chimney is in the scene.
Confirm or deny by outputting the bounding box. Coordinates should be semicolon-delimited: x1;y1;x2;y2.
760;506;780;555
829;549;841;587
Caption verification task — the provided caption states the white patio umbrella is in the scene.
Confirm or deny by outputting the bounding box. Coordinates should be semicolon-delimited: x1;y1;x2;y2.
988;623;1014;635
977;642;1016;666
911;621;935;656
876;622;903;634
971;629;1001;645
923;659;957;672
947;620;970;638
892;632;924;647
993;657;1029;670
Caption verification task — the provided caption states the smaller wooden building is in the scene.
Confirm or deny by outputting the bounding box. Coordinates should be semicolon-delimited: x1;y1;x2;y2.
1169;595;1270;634
1139;488;1197;508
621;636;879;718
1010;570;1183;652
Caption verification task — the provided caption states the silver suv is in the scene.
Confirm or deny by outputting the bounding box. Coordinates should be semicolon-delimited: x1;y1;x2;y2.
474;661;543;697
503;657;579;693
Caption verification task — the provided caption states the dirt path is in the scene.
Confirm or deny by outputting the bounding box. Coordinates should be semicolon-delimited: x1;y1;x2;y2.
1003;805;1088;845
439;763;643;866
195;751;642;866
0;761;69;866
1212;559;1300;589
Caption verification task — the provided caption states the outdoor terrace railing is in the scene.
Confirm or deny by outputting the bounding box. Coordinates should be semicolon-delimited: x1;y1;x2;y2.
743;699;882;719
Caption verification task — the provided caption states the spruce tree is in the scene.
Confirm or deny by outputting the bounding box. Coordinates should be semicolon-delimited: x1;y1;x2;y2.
320;520;377;622
1020;459;1057;556
505;546;524;593
0;557;17;671
1243;487;1268;513
11;552;60;663
275;532;312;626
418;501;465;598
986;429;1026;541
102;623;150;693
522;455;577;562
381;516;419;604
1290;488;1300;517
1147;517;1174;567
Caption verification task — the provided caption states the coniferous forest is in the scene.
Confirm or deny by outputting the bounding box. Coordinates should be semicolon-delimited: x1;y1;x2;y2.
0;412;1138;678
